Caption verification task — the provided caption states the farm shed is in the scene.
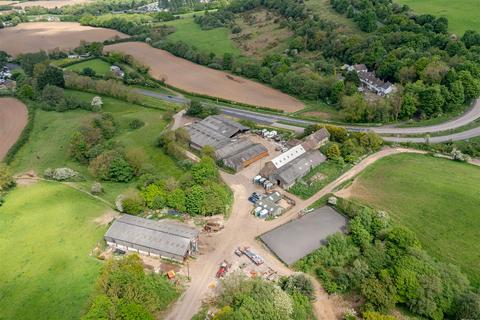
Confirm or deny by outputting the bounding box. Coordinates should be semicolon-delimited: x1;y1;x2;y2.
260;150;326;189
260;206;347;265
302;128;330;150
217;138;268;171
186;115;248;150
104;215;199;262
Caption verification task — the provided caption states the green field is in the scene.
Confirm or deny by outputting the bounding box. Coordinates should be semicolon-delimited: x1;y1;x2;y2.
161;16;240;56
305;0;363;34
347;153;480;286
65;58;112;76
10;91;183;202
396;0;480;35
0;182;109;319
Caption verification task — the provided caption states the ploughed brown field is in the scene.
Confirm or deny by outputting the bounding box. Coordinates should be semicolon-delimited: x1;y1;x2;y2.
105;42;304;112
0;22;128;57
0;97;28;160
0;0;92;8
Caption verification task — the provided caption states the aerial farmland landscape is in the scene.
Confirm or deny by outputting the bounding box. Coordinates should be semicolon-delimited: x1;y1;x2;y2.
0;0;479;319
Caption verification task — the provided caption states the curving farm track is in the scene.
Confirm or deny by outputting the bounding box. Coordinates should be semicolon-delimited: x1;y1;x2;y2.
0;97;28;161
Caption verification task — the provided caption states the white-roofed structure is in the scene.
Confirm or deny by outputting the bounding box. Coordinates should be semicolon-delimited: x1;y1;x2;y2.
271;145;306;169
104;215;199;262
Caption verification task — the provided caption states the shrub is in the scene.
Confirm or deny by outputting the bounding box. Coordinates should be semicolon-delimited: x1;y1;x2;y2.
91;182;103;195
128;118;145;130
43;167;79;181
121;190;145;215
91;96;103;112
0;163;15;191
108;156;134;182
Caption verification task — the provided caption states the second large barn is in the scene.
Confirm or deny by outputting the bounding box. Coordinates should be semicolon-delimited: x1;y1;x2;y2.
186;115;268;171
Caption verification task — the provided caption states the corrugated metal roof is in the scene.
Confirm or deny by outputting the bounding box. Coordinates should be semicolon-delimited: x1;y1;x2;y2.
186;115;249;150
186;122;231;149
277;151;326;185
271;145;306;169
199;115;248;138
105;215;199;257
215;138;254;160
117;215;199;239
222;143;268;169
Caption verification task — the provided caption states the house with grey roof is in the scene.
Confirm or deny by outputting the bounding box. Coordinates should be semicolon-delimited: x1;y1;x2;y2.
343;64;395;96
104;215;199;262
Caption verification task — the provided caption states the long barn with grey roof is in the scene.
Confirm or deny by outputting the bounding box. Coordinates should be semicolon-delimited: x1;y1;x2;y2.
186;115;249;150
104;215;199;262
185;115;268;171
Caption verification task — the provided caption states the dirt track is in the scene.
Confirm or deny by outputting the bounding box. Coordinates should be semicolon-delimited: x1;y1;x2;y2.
0;22;128;57
0;97;28;160
165;147;424;320
105;42;304;112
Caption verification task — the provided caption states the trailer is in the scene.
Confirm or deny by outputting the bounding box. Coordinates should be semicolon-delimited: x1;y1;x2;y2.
243;247;264;266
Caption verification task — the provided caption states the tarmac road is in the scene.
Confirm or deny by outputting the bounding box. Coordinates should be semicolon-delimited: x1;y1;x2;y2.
135;89;480;143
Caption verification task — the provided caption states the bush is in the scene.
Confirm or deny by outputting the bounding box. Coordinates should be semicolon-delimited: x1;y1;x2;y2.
121;190;145;215
91;182;103;195
0;163;15;191
81;255;179;319
108;156;134;182
128;118;145;130
43;167;79;181
186;100;219;119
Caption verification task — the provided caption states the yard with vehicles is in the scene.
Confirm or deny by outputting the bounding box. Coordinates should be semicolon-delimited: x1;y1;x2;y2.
0;181;110;320
0;22;127;57
338;153;480;286
0;97;28;160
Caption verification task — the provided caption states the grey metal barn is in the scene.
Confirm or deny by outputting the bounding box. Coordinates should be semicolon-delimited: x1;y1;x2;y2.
104;215;199;262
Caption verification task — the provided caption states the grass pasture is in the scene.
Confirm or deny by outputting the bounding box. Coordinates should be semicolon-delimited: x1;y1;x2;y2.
0;181;109;320
345;153;480;286
161;16;240;56
10;91;183;202
65;58;112;76
396;0;480;35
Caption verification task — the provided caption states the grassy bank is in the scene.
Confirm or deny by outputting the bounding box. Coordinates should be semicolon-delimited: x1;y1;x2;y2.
161;16;240;56
65;58;112;76
346;153;480;286
10;91;183;202
0;181;109;319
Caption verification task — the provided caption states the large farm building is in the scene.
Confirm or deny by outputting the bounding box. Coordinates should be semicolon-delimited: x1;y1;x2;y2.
186;115;268;171
105;215;199;262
